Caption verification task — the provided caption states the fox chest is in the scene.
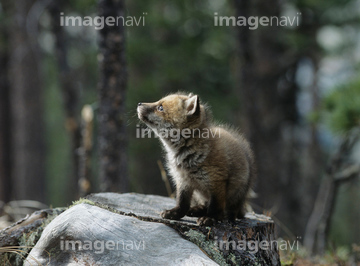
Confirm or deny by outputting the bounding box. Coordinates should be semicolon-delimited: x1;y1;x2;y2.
167;156;208;186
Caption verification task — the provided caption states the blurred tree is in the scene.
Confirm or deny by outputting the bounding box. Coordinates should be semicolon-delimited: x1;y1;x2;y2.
8;0;45;202
305;79;360;253
305;130;360;254
289;0;325;238
233;0;358;239
294;0;360;252
0;0;11;202
48;0;81;200
39;0;99;206
234;0;307;235
98;0;128;192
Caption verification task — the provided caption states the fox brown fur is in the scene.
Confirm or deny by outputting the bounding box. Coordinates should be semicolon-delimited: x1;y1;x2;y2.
137;92;256;226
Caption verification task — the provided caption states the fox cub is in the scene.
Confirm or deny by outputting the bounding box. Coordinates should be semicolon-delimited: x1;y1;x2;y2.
137;92;255;226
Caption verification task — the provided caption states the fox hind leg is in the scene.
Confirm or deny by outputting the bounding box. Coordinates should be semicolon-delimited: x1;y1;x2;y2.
186;205;207;217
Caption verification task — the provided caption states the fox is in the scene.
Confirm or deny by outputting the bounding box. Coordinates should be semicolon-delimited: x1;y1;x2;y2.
137;92;256;226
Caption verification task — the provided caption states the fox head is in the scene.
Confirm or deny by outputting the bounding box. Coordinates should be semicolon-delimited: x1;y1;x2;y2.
137;92;206;131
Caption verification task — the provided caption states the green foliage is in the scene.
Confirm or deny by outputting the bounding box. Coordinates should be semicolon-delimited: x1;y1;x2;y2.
70;198;96;207
322;79;360;134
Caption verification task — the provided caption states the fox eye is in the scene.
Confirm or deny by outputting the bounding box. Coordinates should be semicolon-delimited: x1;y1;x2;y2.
158;105;164;112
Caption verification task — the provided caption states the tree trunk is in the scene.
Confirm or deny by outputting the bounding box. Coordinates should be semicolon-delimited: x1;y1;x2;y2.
234;0;301;231
304;130;360;254
97;0;128;192
0;0;12;203
48;0;81;200
8;0;46;202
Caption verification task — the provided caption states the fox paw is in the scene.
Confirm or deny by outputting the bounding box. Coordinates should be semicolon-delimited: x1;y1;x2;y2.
187;205;207;217
161;208;183;220
197;216;216;226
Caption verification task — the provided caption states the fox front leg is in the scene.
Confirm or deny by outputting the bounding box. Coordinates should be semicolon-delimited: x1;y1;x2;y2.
161;186;193;220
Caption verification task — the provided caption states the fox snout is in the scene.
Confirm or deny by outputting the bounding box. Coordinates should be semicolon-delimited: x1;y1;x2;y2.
137;102;158;126
137;102;149;121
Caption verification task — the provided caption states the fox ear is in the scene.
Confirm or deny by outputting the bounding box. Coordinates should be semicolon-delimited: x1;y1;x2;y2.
185;95;199;116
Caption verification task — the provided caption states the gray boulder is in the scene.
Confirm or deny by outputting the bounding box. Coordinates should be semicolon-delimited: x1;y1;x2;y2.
23;193;280;265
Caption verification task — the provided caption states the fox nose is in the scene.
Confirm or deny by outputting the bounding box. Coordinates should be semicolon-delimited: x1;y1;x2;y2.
138;103;142;106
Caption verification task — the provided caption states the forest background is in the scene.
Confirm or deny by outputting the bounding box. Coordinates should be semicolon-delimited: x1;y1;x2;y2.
0;0;359;259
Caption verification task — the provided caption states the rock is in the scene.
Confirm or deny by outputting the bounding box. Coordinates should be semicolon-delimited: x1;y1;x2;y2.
22;193;280;265
24;203;217;266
